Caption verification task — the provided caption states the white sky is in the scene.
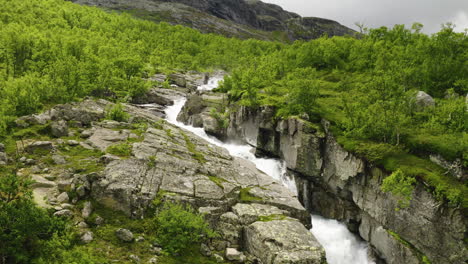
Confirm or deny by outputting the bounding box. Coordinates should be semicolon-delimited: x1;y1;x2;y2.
262;0;468;33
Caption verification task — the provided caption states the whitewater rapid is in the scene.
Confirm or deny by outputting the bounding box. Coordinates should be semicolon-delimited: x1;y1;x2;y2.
162;79;375;264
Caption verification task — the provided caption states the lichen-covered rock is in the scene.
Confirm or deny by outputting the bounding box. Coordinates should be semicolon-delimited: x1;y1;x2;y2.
81;231;94;244
82;201;93;219
244;220;326;264
116;228;134;242
51;120;69;137
414;91;435;110
25;141;53;154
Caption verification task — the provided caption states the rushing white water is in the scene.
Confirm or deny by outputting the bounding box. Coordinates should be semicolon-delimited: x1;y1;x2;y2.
162;78;374;264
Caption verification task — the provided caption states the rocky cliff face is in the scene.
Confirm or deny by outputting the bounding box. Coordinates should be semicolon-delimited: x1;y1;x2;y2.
71;0;355;41
178;96;468;264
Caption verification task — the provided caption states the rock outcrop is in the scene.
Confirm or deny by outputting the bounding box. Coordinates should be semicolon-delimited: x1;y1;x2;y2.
216;105;468;264
71;0;355;41
15;90;325;263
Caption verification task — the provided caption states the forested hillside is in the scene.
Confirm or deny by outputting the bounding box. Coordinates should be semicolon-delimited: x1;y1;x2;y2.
0;0;467;263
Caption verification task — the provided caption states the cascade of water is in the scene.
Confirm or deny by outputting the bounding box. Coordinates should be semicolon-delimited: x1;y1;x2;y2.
161;78;375;264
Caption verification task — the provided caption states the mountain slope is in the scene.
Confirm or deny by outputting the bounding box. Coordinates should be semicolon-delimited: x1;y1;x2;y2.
71;0;356;41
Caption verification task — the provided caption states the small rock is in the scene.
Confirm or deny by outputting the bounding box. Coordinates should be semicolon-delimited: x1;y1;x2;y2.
226;248;245;262
56;192;69;203
42;168;49;173
80;129;94;139
129;254;140;263
135;236;145;242
0;143;5;152
52;154;66;165
81;231;93;244
99;154;120;164
57;179;73;192
56;139;64;145
53;209;73;218
82;201;93;219
150;246;163;255
25;141;53;154
67;140;80;146
44;174;56;181
25;159;36;165
116;228;134;242
200;243;212;257
95;215;105;225
61;203;74;209
213;253;224;263
76;185;87;198
31;166;42;174
54;206;63;211
51;120;69;138
77;222;89;228
19;156;27;163
148;256;158;264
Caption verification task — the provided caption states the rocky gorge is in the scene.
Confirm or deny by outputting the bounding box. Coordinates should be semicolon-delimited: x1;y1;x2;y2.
175;73;468;264
3;71;466;264
3;73;328;263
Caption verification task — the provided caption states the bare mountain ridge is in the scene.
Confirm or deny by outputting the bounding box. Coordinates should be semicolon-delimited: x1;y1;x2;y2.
71;0;356;41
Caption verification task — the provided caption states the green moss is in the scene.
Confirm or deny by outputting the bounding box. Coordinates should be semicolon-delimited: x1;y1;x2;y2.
258;214;286;222
12;123;52;140
387;230;432;264
59;145;105;174
239;187;262;202
181;132;206;164
147;155;157;168
106;143;133;157
208;176;227;189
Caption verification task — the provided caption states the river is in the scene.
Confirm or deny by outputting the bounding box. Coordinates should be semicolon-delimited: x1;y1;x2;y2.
162;79;375;264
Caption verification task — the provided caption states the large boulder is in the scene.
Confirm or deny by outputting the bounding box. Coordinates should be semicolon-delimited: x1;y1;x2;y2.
244;219;326;264
415;91;435;110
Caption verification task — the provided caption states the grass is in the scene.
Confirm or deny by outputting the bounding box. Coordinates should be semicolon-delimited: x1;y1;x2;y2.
337;135;468;207
239;187;262;202
59;145;105;174
106;143;133;157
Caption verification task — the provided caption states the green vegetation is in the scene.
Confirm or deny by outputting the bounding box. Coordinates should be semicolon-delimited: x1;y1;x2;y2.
106;103;129;122
381;169;416;209
209;108;229;130
106;142;133;157
239;187;263;202
220;24;467;207
387;230;431;264
258;214;287;222
181;132;207;164
155;202;218;255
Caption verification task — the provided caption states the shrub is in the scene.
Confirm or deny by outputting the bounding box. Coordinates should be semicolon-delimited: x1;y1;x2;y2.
106;103;129;122
155;203;217;255
381;169;416;210
0;174;67;263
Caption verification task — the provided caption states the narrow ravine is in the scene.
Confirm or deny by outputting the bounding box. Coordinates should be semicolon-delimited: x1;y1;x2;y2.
163;79;375;264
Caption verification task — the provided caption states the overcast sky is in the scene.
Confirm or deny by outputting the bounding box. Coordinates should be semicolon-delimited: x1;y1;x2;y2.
262;0;468;34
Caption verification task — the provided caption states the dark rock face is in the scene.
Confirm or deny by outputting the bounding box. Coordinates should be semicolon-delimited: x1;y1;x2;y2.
71;0;355;41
